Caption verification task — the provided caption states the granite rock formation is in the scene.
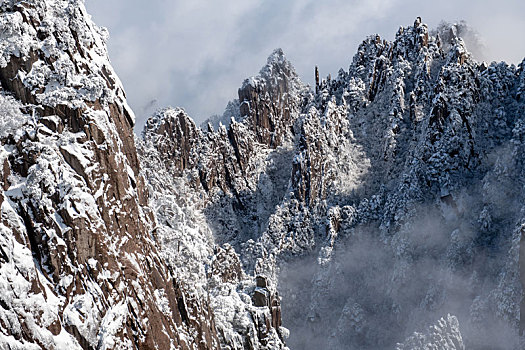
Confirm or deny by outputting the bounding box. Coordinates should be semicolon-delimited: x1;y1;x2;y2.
144;18;525;350
1;2;525;350
0;1;218;348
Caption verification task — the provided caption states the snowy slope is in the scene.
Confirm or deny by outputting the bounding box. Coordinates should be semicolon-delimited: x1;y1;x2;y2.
142;18;525;350
2;2;524;349
138;48;308;348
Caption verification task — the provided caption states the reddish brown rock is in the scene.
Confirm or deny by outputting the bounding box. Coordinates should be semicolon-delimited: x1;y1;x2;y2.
211;244;243;283
237;55;296;148
0;2;219;349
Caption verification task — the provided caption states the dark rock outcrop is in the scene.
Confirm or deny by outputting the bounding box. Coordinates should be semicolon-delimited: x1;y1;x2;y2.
0;1;218;348
238;48;304;148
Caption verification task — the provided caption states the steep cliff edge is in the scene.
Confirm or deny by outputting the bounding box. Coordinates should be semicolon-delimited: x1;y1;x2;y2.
0;1;218;349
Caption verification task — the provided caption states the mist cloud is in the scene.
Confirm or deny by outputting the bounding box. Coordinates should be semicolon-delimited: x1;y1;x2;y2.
86;0;525;130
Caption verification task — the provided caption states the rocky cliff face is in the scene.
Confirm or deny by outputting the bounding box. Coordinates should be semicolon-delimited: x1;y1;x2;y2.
1;3;524;349
142;18;525;350
138;49;305;348
0;1;218;349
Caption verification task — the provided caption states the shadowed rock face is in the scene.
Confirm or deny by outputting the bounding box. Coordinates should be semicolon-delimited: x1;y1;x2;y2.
0;1;218;349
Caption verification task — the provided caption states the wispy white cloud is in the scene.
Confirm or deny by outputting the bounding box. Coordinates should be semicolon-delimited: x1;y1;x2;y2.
86;0;525;129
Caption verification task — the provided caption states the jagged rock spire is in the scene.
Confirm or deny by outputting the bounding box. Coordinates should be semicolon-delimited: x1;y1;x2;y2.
239;48;307;147
315;65;320;93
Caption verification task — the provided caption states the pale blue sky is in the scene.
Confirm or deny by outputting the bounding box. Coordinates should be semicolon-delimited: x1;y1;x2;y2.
86;0;525;130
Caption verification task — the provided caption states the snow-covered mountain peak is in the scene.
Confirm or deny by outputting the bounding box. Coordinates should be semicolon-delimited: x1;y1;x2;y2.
200;48;305;134
349;17;482;81
261;48;299;82
141;17;525;350
242;48;299;88
2;5;525;349
144;106;192;134
0;0;131;117
266;47;286;65
235;49;307;147
433;20;488;62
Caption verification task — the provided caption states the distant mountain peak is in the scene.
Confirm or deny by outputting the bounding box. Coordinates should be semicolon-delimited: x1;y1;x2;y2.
142;16;525;350
267;47;286;64
241;47;302;91
200;48;306;139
